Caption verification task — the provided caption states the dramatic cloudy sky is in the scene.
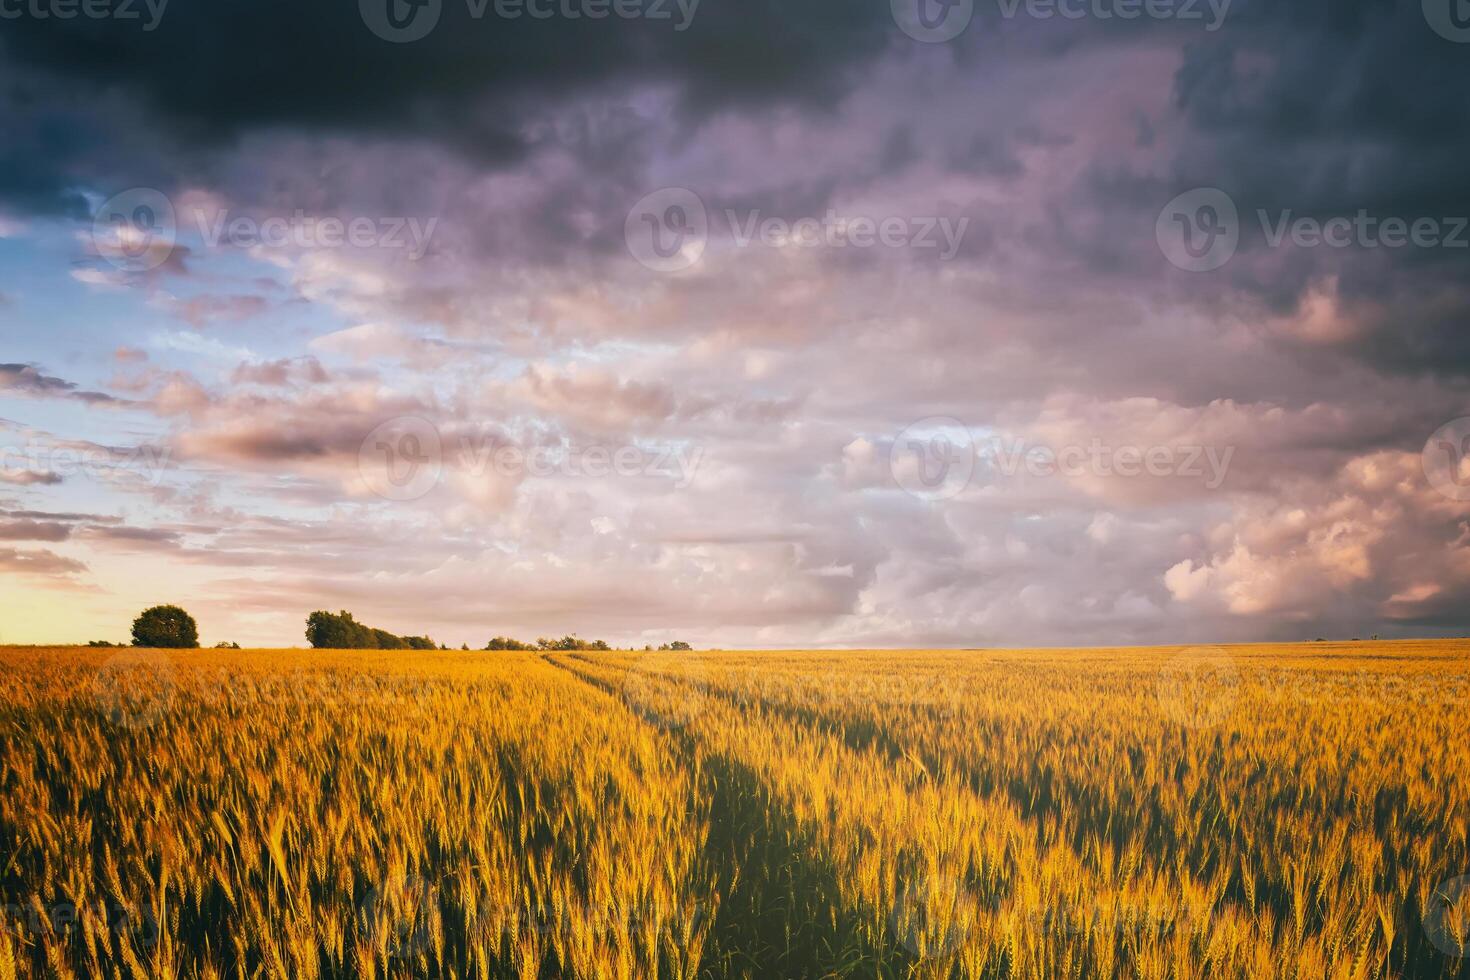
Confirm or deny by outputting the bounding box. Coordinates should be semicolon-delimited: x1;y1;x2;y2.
1;0;1469;647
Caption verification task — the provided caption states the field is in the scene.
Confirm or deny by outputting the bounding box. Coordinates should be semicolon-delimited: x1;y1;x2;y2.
1;642;1467;979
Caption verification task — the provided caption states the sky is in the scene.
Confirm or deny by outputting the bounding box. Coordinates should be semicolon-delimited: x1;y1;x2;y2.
1;0;1469;648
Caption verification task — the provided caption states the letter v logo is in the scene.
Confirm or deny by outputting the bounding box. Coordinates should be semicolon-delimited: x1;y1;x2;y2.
892;0;974;42
1424;418;1470;500
1424;0;1470;41
361;0;441;42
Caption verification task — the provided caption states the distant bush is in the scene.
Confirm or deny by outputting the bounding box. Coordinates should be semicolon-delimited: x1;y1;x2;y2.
483;635;612;651
535;636;611;652
659;641;692;651
305;611;436;650
131;605;200;649
87;640;122;648
214;642;241;649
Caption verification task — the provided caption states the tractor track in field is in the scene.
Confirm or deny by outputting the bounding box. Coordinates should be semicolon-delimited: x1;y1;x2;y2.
540;653;911;980
551;654;1358;966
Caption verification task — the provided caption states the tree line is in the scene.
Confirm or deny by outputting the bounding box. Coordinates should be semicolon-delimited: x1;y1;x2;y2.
96;605;692;651
305;610;439;650
308;613;691;652
485;637;691;651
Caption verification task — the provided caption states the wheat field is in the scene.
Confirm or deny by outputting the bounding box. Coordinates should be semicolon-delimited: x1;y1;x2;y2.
0;641;1467;979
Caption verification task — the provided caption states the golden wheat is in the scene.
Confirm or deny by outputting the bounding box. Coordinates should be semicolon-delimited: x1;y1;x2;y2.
0;641;1466;978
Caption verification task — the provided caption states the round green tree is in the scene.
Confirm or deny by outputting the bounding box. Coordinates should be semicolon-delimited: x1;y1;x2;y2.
131;605;200;649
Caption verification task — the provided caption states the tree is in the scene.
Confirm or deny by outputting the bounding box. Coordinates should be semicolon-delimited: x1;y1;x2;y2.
131;605;199;649
305;611;435;650
306;610;371;649
372;629;406;650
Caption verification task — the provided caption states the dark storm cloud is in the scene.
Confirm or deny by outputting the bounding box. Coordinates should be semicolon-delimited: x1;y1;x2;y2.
0;93;97;218
830;1;1470;387
0;0;894;178
0;63;189;218
1154;0;1470;376
5;0;1470;644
